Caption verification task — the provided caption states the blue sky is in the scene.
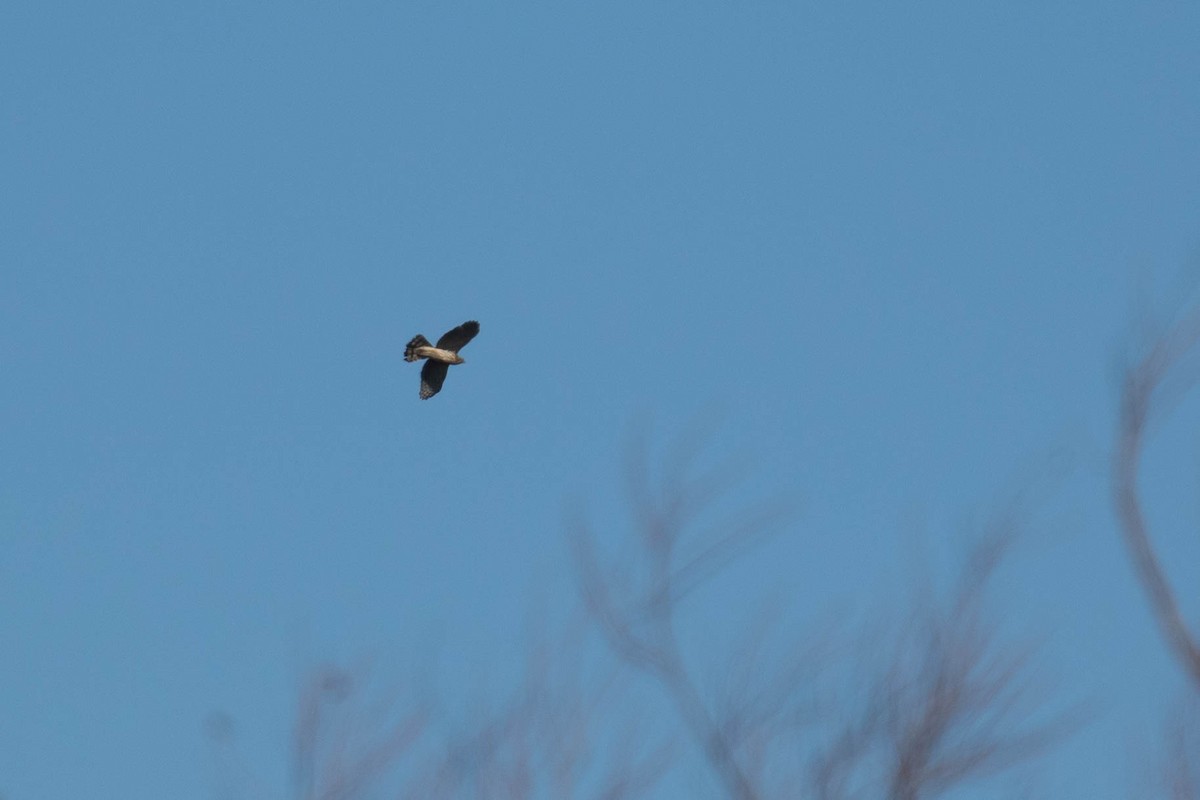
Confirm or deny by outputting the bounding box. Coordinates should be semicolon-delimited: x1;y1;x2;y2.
3;1;1200;797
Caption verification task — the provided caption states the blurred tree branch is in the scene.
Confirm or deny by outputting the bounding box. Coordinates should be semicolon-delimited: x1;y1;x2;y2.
878;526;1070;800
400;623;674;800
1114;302;1200;692
210;627;671;800
291;665;426;800
573;426;1069;799
572;427;792;800
218;424;1079;800
803;517;1075;800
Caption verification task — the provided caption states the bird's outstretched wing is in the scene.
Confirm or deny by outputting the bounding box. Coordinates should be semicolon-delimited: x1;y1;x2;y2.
435;320;480;352
419;360;449;399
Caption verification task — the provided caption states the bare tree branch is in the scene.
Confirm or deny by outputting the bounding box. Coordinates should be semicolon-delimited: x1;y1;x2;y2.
881;526;1076;800
291;665;426;800
398;617;673;800
801;519;1076;800
573;427;789;800
1114;302;1200;692
575;424;1075;800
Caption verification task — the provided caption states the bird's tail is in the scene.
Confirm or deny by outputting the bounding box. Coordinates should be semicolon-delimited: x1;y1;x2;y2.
404;334;431;362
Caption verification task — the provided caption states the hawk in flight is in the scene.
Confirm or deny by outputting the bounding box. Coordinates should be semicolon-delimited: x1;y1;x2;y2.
404;320;480;399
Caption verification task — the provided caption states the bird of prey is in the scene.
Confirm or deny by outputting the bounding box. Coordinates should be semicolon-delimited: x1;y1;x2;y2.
404;320;480;399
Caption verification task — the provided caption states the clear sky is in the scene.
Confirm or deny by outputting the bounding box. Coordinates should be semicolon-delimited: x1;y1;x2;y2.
3;1;1200;798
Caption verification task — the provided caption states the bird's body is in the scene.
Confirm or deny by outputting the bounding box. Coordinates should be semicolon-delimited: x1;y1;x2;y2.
405;341;465;365
404;320;479;399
